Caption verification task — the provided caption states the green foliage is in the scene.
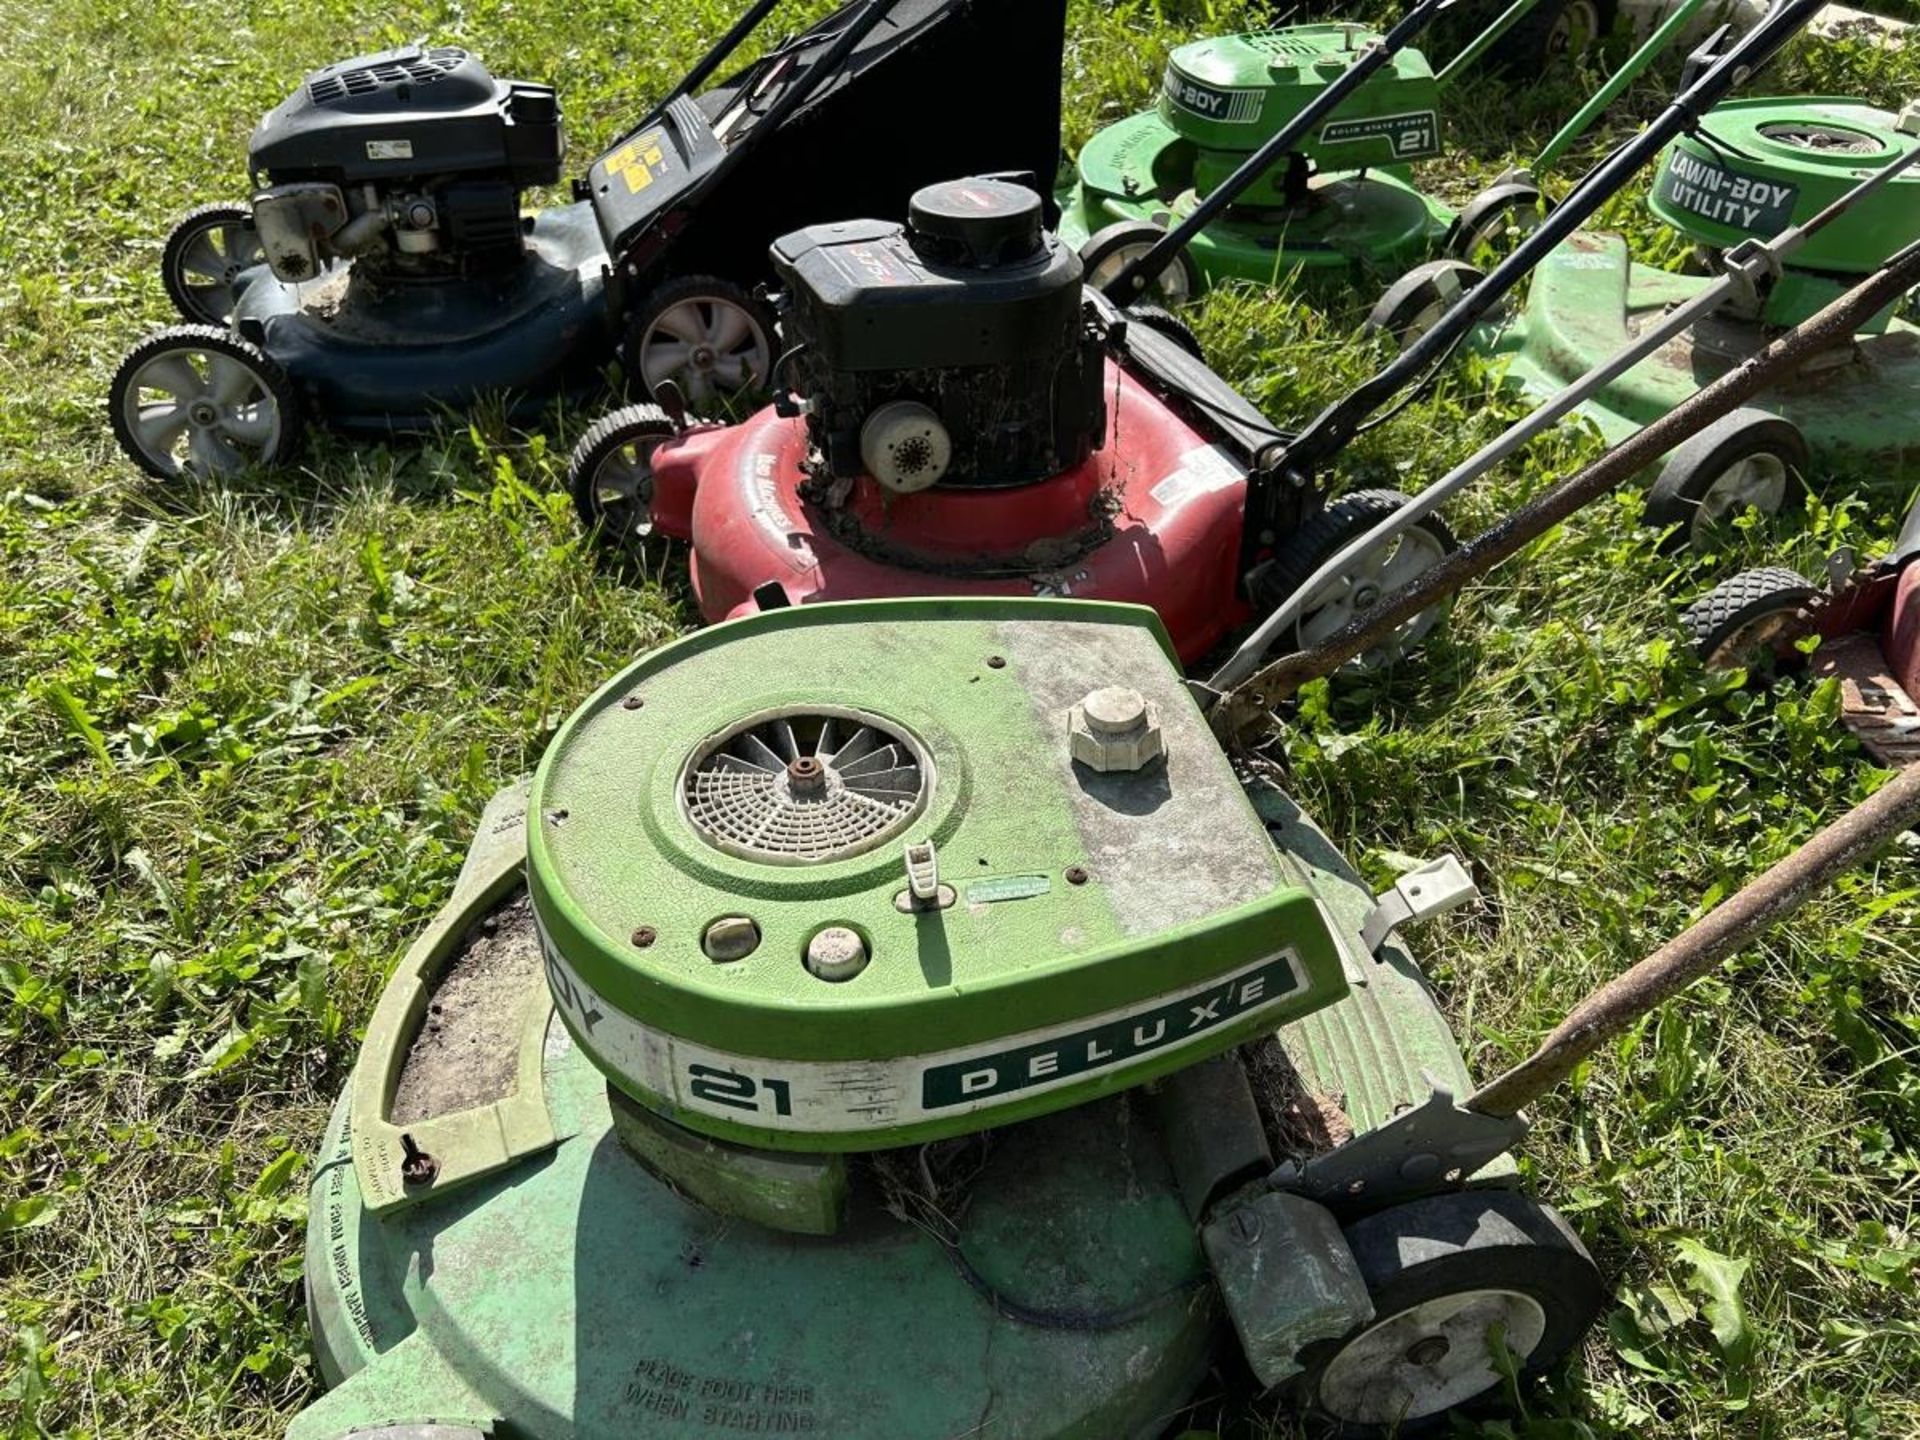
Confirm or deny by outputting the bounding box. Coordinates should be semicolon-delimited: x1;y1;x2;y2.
2;1;1918;1437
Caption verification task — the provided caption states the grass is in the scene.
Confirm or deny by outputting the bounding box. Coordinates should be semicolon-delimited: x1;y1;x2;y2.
2;1;1919;1436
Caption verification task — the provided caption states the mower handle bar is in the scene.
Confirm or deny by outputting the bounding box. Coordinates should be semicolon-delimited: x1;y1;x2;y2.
632;0;787;135
699;0;903;195
1206;139;1920;692
1266;0;1830;481
1097;0;1462;306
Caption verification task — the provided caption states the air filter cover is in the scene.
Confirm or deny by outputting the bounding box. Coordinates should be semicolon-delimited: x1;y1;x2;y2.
526;600;1350;1151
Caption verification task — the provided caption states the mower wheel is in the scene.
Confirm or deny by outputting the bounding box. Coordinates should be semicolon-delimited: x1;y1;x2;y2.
161;204;265;327
1079;221;1199;307
570;403;679;551
1124;302;1205;361
1304;1190;1605;1438
1488;0;1617;72
1365;261;1484;353
624;275;776;414
108;325;299;480
1681;566;1819;670
1448;182;1551;264
1258;489;1457;668
1645;407;1809;551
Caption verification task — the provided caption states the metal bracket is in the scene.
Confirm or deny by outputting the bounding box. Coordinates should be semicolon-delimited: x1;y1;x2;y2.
1358;854;1479;954
1718;236;1781;320
1271;1078;1527;1211
1825;545;1859;592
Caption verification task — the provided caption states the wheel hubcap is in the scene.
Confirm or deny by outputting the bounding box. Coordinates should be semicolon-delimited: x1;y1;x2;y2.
123;347;280;477
640;298;769;408
175;220;263;323
1089;244;1191;305
1695;452;1789;537
1319;1289;1549;1425
592;436;666;539
1296;526;1450;663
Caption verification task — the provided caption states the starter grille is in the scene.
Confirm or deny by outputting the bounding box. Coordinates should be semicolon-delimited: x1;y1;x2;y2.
1757;121;1881;154
309;47;467;105
681;709;931;864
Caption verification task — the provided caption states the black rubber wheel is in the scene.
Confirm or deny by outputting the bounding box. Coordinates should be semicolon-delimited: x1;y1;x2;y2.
1448;182;1551;264
161;203;265;327
1256;489;1459;669
1302;1190;1606;1438
108;324;300;480
1681;566;1819;670
1365;260;1485;353
569;403;680;551
1079;220;1199;307
621;275;777;413
1487;0;1619;73
1645;407;1809;551
1125;301;1205;361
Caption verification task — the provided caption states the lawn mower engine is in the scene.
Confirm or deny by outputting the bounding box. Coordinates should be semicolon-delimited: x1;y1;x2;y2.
247;45;564;283
223;44;612;428
629;178;1271;662
1061;26;1453;288
774;179;1106;490
292;599;1604;1439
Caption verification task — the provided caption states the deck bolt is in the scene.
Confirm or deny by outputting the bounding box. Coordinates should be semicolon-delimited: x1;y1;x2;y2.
1229;1209;1262;1244
985;655;1006;669
622;694;646;711
631;925;658;948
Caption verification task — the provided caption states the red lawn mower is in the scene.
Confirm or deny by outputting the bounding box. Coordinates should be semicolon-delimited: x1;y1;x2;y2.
568;0;1825;673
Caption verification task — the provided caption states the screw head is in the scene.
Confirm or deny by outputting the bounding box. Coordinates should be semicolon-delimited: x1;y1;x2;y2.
631;926;658;948
622;694;646;711
1405;1335;1451;1367
985;655;1006;669
1065;866;1089;886
1228;1208;1262;1244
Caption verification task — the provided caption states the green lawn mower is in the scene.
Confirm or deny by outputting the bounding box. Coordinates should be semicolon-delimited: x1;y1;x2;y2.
1058;0;1702;305
1478;94;1920;547
292;594;1920;1439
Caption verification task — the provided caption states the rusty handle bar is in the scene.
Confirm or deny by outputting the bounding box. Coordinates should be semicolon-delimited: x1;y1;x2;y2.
1210;238;1920;742
1467;762;1920;1117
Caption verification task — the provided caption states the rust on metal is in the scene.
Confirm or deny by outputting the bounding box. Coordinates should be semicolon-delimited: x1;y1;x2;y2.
1212;240;1920;744
1819;634;1920;766
1467;762;1920;1118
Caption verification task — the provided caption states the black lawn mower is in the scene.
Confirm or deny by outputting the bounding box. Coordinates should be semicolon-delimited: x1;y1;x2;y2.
107;0;1067;480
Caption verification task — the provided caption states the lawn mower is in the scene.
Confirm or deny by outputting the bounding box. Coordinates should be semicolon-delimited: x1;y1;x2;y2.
105;0;1067;480
1058;0;1704;304
567;0;1829;677
1682;492;1920;764
291;595;1920;1439
1477;93;1920;547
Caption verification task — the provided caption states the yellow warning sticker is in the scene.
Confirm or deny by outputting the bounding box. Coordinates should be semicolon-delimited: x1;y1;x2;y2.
606;130;670;194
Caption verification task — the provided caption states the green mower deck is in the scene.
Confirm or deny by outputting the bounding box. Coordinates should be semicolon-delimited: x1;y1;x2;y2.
1484;98;1920;470
297;603;1505;1439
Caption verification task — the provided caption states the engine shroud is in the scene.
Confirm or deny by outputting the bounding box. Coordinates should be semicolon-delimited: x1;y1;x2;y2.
1650;98;1920;283
527;601;1350;1151
246;44;563;279
772;178;1107;488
